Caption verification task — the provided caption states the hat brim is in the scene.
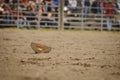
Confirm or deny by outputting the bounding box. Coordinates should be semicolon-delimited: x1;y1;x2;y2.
31;42;51;53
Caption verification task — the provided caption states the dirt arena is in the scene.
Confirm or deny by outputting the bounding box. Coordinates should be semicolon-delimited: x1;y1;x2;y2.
0;28;120;80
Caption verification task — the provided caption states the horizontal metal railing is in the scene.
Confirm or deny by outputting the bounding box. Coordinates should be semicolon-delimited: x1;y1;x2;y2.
0;2;59;29
63;5;120;31
0;1;120;31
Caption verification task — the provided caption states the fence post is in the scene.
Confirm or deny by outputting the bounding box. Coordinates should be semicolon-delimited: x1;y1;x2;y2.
15;0;20;28
59;0;64;30
101;1;103;31
17;0;20;28
81;6;84;30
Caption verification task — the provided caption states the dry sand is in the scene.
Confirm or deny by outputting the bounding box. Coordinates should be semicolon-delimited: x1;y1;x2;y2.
0;28;120;80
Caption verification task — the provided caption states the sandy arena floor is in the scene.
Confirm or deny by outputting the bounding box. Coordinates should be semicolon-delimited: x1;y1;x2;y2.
0;28;120;80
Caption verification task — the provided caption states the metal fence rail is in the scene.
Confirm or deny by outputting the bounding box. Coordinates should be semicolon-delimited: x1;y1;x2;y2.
0;0;120;31
0;1;59;29
63;4;120;31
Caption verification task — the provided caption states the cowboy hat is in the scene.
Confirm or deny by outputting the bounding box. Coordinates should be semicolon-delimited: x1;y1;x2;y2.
31;42;51;53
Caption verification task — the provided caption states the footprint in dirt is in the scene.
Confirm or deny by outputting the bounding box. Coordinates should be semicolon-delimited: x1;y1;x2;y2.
110;72;120;76
3;38;12;41
19;76;48;80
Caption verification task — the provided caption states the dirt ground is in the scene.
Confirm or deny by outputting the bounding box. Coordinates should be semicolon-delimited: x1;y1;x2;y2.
0;28;120;80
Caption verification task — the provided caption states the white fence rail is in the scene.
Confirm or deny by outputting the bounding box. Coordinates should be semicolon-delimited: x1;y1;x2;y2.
0;0;120;31
63;5;120;31
0;1;59;29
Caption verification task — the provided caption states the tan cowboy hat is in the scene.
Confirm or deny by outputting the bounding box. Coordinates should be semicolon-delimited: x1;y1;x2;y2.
31;42;51;53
